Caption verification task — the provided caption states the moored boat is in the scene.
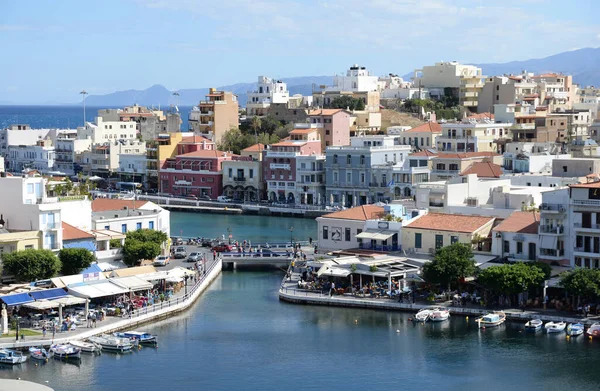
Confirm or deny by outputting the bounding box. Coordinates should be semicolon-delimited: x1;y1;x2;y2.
429;309;450;322
524;319;543;332
476;311;506;328
70;340;101;353
88;335;133;353
0;349;27;365
566;323;584;336
49;344;81;361
586;323;600;338
414;308;434;322
28;347;49;361
545;321;566;333
115;331;158;346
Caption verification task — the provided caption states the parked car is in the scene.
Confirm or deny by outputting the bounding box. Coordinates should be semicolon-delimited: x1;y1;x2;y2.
153;255;170;266
174;246;187;259
185;194;198;200
198;195;211;201
271;201;288;207
187;252;201;262
217;196;232;203
212;243;232;252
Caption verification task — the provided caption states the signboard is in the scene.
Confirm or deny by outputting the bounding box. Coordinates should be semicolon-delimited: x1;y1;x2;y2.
377;222;389;229
83;272;100;282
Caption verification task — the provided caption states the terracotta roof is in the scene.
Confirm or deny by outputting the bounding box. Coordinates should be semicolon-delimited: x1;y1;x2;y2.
178;150;233;158
321;205;384;221
533;73;561;78
272;141;307;147
403;122;442;133
410;150;438;157
92;198;149;212
406;213;494;233
466;112;494;120
460;161;503;178
308;109;344;116
493;211;540;234
289;128;318;135
434;152;500;160
62;222;95;241
242;143;266;152
181;135;212;143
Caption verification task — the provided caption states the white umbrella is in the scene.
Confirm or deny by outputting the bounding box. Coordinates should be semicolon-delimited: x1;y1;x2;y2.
330;194;334;206
353;195;358;207
341;194;346;207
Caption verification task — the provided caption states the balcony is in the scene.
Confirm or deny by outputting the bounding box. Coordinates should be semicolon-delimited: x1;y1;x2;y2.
540;225;565;234
539;248;565;258
572;199;600;207
507;253;531;261
44;242;60;251
573;223;600;231
270;163;291;170
574;247;600;257
233;177;246;183
267;151;300;158
429;200;444;207
540;203;566;212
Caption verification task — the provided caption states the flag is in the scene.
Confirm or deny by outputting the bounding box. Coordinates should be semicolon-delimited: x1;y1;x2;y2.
387;179;395;188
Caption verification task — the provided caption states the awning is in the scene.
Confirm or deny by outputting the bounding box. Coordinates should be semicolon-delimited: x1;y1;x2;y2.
23;296;86;310
167;267;196;279
110;265;157;278
137;271;169;281
0;293;34;306
540;235;558;250
356;230;396;241
317;265;351;278
111;276;153;291
68;280;129;299
29;288;68;301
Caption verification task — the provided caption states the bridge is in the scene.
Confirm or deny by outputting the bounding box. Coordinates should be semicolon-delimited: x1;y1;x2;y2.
220;251;294;268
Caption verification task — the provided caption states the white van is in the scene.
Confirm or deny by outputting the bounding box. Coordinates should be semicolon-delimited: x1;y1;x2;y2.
217;196;232;203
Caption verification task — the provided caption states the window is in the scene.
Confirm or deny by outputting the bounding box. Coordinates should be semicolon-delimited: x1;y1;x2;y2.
333;154;338;164
347;155;351;165
345;228;351;242
149;221;154;230
516;241;523;254
410;160;417;167
562;166;567;173
333;172;338;182
346;172;351;183
384;154;388;162
323;226;328;240
503;240;509;253
360;155;365;165
136;222;142;230
228;168;232;178
249;169;254;179
121;224;127;233
360;173;365;183
415;233;422;248
104;225;109;230
436;163;446;170
27;183;34;194
451;236;459;244
435;235;443;249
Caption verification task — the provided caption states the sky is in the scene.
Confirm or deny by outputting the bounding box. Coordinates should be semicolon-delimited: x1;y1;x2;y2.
1;0;599;104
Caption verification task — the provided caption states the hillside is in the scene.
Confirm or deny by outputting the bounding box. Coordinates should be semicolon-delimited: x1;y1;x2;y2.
380;109;424;130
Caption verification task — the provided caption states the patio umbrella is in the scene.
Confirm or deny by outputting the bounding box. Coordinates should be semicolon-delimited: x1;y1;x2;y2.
341;194;346;207
330;194;334;206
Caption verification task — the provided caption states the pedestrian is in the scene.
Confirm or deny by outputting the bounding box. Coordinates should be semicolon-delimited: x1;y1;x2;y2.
213;250;216;261
42;325;46;338
92;312;97;328
87;312;92;328
52;325;56;341
330;281;335;297
309;237;313;245
584;304;589;318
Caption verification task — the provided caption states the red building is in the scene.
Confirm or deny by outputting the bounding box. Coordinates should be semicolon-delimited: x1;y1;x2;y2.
159;150;248;198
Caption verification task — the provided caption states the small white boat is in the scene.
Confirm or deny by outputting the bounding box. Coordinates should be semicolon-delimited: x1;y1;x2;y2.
586;323;600;339
545;321;566;333
476;311;506;328
567;323;584;336
429;308;450;322
414;308;434;322
89;335;133;353
524;319;543;332
0;349;27;365
70;340;100;353
115;331;158;346
49;344;81;361
28;347;49;361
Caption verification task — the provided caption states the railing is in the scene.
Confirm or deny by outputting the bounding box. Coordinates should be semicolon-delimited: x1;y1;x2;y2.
573;223;600;229
220;251;291;259
233;177;246;182
358;243;400;252
574;247;600;254
540;249;565;257
539;226;565;234
572;199;600;206
540;203;565;212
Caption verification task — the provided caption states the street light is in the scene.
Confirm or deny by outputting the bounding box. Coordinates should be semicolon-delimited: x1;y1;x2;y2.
184;275;188;296
289;226;294;247
80;90;88;126
15;316;19;342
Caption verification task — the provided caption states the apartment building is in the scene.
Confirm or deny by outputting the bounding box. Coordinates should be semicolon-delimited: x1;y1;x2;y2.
6;139;56;174
396;122;442;150
91;198;170;236
548;109;592;142
222;159;263;202
491;211;540;262
538;188;570;266
316;205;385;251
54;138;92;176
188;88;239;144
118;154;147;185
77;117;137;144
246;76;290;117
295;154;326;206
0;124;74;158
80;140;146;178
436;119;512;153
379;75;429;100
568;181;600;269
307;109;352;149
430;152;502;181
551;158;600;178
98;105;181;141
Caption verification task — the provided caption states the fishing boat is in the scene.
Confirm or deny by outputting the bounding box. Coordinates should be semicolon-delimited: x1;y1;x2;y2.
586;323;600;338
28;347;49;361
114;331;158;346
414;308;434;322
429;308;450;322
476;311;506;328
545;321;566;333
70;340;101;353
566;323;584;337
49;344;81;361
0;349;27;365
524;319;543;332
88;335;133;353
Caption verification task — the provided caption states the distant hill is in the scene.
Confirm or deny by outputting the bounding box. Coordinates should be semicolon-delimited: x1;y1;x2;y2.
82;76;333;107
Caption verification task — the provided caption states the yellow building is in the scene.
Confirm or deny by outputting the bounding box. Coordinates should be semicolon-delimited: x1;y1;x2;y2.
0;229;42;256
437;120;512;153
402;212;495;254
188;88;239;144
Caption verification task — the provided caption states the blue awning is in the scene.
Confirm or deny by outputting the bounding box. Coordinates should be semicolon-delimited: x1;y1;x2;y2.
29;288;68;301
81;264;103;275
1;293;34;306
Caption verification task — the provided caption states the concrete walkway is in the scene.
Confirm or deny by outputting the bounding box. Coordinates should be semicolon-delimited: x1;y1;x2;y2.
0;259;223;349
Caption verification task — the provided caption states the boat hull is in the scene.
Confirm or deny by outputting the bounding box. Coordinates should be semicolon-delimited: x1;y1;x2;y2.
524;325;541;332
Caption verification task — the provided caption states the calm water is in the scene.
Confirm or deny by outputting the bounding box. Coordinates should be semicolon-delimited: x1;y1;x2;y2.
0;106;193;131
2;216;600;390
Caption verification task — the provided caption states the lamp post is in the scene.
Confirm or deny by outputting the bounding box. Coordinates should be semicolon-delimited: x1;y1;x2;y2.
227;227;232;245
289;226;294;247
184;275;188;296
15;316;19;342
80;90;88;126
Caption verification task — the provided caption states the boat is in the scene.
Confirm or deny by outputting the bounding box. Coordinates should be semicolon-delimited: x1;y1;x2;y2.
567;323;584;337
414;308;434;322
586;323;600;338
70;340;101;353
114;331;158;346
88;335;133;353
49;344;81;361
476;311;506;328
524;319;543;332
28;347;49;361
429;308;450;322
545;321;566;333
0;349;27;365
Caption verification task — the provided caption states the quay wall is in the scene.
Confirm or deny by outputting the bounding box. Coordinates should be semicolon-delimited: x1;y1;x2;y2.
0;260;223;349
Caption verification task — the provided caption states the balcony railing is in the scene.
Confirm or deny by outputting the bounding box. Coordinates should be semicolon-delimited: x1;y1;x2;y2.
540;249;565;257
573;223;600;230
540;203;566;212
233;177;246;182
539;226;565;234
429;201;444;207
574;247;600;254
572;199;600;206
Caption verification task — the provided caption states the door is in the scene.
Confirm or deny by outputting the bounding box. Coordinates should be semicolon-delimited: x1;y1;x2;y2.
582;212;592;229
435;235;443;249
528;243;536;261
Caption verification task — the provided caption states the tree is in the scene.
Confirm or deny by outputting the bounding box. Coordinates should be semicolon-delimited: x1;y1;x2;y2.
63;178;74;195
528;261;552;280
2;249;61;282
122;228;168;266
58;248;95;275
329;96;364;111
217;127;253;154
250;116;262;141
126;229;168;244
560;268;600;299
422;243;476;289
478;263;546;297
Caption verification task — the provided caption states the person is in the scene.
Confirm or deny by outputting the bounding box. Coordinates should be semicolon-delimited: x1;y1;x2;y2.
42;325;46;338
91;312;97;328
309;237;313;245
330;281;335;297
213;250;216;261
87;312;91;328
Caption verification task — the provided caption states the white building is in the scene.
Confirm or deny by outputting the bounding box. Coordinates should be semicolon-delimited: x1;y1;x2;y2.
326;65;380;92
437;119;512;153
6;141;55;173
538;188;570;266
118;154;148;184
491;211;540;262
316;205;385;251
80;140;146;177
77;117;137;144
379;75;429;100
0;125;75;158
246;76;290;117
295;154;326;206
54;138;92;176
412;61;483;89
91;199;170;236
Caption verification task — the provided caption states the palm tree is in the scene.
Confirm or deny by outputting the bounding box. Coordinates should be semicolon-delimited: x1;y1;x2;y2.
251;116;262;145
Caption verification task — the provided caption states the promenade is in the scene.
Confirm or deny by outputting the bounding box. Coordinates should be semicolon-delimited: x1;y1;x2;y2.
0;259;223;349
279;270;600;326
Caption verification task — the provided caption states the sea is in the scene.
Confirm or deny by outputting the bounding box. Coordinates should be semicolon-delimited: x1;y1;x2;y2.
1;107;600;390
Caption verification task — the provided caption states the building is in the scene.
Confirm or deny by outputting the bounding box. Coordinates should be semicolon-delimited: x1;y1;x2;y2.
379;75;429;100
80;140;146;178
307;109;352;149
0;225;41;259
246;76;290;117
567;181;600;269
325;136;412;207
551;158;600;178
459;68;486;113
91;198;170;236
316;205;384;250
61;222;96;251
0;124;75;158
430;152;502;181
188;88;239;144
77;117;137;144
98;105;181;141
491;211;540;262
402;212;495;254
6;139;55;174
221;158;263;202
396;122;442;150
538;188;569;266
548;109;592;142
159;150;241;198
436;119;512;153
268;103;309;125
459;161;503;179
54;137;92;176
295;154;326;206
118;153;148;185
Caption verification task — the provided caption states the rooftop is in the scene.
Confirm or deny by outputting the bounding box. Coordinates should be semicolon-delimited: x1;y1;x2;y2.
320;205;384;221
178;150;233;158
289;128;318;135
410;149;439;157
434;152;501;160
460;161;503;178
181;135;212;143
92;198;150;212
466;112;494;120
403;122;442;133
570;181;600;189
308;109;345;116
93;209;158;220
62;222;94;241
493;211;539;234
405;213;495;233
242;143;266;153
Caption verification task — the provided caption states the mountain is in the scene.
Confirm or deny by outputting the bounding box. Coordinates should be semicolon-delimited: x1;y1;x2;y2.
82;76;333;107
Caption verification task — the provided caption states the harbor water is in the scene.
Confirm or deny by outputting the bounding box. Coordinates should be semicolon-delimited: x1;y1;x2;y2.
2;206;600;390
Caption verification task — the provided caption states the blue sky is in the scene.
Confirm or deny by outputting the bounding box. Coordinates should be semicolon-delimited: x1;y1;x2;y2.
1;0;599;104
